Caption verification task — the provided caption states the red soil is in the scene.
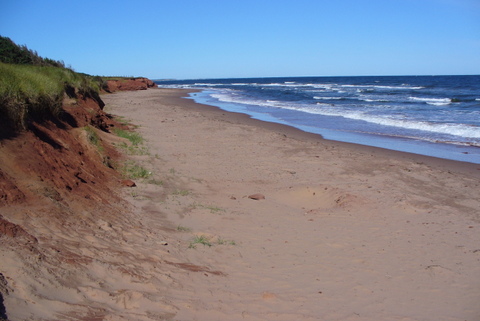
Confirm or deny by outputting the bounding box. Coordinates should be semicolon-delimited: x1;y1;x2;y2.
0;79;153;240
104;77;156;92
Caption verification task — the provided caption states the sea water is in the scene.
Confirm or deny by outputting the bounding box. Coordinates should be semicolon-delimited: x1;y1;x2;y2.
156;76;480;164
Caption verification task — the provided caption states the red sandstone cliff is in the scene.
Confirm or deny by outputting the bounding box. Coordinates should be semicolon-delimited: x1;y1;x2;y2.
104;77;157;92
0;80;156;320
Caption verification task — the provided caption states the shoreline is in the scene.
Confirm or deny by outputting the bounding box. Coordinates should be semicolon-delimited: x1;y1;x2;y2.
100;87;479;320
156;75;480;165
164;88;480;177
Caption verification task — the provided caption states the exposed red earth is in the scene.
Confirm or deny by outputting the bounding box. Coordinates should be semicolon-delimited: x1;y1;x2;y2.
0;80;157;320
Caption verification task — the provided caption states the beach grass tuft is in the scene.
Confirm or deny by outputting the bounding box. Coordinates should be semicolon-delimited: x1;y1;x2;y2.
176;225;191;232
121;160;152;179
173;189;190;196
113;128;144;145
216;237;236;246
188;235;212;248
147;178;164;186
84;125;104;151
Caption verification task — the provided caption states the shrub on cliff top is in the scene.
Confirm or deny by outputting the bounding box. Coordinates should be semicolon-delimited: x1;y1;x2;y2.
0;35;65;67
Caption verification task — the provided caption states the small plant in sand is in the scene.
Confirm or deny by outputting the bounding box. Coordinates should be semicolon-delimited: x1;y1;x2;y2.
173;189;190;196
84;125;104;152
113;127;149;156
113;128;144;145
121;160;152;179
147;178;164;186
205;205;225;214
188;235;212;248
114;115;130;126
216;237;236;246
176;225;191;232
116;141;149;156
192;203;225;214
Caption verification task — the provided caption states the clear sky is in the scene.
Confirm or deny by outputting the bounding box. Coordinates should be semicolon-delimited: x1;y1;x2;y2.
1;0;479;79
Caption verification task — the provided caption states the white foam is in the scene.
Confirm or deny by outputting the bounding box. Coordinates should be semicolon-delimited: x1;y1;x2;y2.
313;96;344;100
294;107;480;139
210;91;288;109
194;83;224;86
209;91;473;139
409;97;451;106
341;84;423;90
361;98;390;102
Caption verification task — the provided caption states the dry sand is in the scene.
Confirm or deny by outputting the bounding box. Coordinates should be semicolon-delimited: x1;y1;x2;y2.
94;88;479;321
4;87;476;320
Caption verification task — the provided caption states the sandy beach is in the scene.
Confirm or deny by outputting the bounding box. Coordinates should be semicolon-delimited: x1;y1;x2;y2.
2;87;478;320
98;88;479;320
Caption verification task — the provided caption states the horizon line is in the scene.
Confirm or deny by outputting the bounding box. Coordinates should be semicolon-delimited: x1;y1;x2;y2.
154;74;480;81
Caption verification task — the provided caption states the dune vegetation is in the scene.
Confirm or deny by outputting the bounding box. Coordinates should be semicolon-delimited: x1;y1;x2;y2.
0;36;108;130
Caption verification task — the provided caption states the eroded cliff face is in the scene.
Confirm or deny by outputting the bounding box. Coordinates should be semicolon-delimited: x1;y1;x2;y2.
104;77;157;92
0;81;156;320
0;91;120;207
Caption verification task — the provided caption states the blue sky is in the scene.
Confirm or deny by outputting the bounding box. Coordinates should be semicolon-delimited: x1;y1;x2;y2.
1;0;479;79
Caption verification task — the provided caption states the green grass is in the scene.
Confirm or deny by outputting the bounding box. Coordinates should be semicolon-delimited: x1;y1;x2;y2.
188;235;212;248
176;225;191;232
216;237;236;246
112;128;149;155
116;141;149;155
113;128;144;145
204;205;225;214
173;189;190;196
188;235;236;249
121;160;152;179
0;62;103;129
114;115;130;126
84;125;103;151
147;178;164;186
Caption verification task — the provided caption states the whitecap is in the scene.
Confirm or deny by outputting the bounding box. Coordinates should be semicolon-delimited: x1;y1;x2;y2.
294;107;480;139
313;96;343;100
409;97;451;106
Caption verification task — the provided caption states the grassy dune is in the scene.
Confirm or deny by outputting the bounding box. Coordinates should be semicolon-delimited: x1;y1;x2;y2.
0;62;105;129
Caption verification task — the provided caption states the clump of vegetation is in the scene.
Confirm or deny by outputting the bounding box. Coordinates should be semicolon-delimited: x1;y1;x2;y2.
113;128;144;145
216;237;236;246
189;235;212;248
113;128;149;155
173;189;190;196
176;225;191;232
121;160;152;179
116;141;149;156
147;178;164;186
84;125;103;151
188;235;236;249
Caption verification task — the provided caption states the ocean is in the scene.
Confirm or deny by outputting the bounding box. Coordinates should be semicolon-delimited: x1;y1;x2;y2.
156;75;480;164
